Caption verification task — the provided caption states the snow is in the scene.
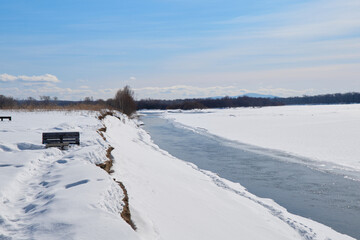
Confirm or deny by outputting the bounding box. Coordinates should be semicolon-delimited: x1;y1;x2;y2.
160;104;360;172
0;109;355;239
0;110;139;240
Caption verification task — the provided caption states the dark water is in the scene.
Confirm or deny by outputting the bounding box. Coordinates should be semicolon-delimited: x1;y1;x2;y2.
141;112;360;239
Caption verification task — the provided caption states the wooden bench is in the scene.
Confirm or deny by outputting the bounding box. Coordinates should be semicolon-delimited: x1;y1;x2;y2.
0;116;11;121
42;132;80;148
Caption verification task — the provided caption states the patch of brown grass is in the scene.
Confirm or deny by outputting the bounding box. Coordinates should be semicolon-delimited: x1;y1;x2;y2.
96;146;114;174
95;145;136;230
106;146;114;160
97;131;106;141
98;110;115;120
98;110;124;122
116;180;137;230
4;103;109;112
98;126;107;132
97;126;107;141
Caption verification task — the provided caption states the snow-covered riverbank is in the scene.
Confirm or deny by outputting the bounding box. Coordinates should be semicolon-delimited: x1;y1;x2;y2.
0;110;354;239
160;104;360;172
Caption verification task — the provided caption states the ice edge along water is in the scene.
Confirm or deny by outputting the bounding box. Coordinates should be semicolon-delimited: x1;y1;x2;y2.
159;104;360;174
0;110;354;240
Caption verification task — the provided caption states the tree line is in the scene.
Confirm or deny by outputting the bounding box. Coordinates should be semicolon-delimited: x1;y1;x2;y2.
136;96;282;110
0;86;137;116
137;92;360;110
273;92;360;105
2;90;360;113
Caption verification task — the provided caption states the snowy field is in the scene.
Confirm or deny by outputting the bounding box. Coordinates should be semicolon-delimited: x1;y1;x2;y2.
161;104;360;172
0;110;354;239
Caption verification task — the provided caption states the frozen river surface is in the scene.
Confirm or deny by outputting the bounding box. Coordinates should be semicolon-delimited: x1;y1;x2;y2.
141;112;360;239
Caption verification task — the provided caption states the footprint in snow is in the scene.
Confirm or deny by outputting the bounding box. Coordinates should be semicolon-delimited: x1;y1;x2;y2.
23;204;37;213
17;143;44;150
0;164;23;169
0;144;14;152
65;179;90;189
0;164;12;168
56;160;67;164
39;180;60;188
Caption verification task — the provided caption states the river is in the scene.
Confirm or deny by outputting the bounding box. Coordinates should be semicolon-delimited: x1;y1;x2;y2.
140;112;360;239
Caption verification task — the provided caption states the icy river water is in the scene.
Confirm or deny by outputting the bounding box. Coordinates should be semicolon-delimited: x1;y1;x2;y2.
141;112;360;239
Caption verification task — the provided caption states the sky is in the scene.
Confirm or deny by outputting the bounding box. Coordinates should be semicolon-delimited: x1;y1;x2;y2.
0;0;359;100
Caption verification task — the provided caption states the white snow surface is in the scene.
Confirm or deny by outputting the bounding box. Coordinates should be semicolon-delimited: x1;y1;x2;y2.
0;110;354;240
161;104;360;171
0;111;138;240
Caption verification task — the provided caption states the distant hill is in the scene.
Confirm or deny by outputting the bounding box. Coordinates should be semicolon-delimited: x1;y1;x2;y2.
243;93;277;98
210;93;277;99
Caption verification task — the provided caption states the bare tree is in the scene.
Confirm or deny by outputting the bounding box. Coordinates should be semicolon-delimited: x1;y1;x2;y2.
0;95;16;109
40;96;51;101
114;86;137;116
84;96;94;104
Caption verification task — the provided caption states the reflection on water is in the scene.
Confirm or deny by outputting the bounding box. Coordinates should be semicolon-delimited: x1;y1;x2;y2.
141;112;360;239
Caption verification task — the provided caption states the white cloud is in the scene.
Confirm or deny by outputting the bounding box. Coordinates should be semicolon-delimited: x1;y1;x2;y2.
129;76;136;81
100;88;117;94
22;82;56;87
0;84;119;101
35;86;93;95
19;74;60;83
0;74;18;82
79;85;90;89
0;73;60;83
255;88;315;97
0;87;21;95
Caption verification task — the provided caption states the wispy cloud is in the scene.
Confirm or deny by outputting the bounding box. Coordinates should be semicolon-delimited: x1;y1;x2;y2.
152;0;360;98
166;0;360;70
218;0;360;40
0;73;60;83
1;0;359;99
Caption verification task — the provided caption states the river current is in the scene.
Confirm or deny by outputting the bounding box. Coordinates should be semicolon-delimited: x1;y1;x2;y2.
140;112;360;239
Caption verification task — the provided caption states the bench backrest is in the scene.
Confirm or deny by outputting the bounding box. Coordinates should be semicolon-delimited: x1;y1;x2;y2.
0;116;11;121
42;132;80;145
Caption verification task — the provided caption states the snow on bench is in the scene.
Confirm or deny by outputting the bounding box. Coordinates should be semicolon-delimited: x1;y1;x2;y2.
42;132;80;149
0;116;11;121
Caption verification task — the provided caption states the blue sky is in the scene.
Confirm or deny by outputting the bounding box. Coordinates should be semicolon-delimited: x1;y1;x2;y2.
1;0;359;100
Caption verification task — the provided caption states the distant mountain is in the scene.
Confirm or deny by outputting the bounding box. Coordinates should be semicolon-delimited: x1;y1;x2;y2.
243;93;278;99
209;93;278;99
